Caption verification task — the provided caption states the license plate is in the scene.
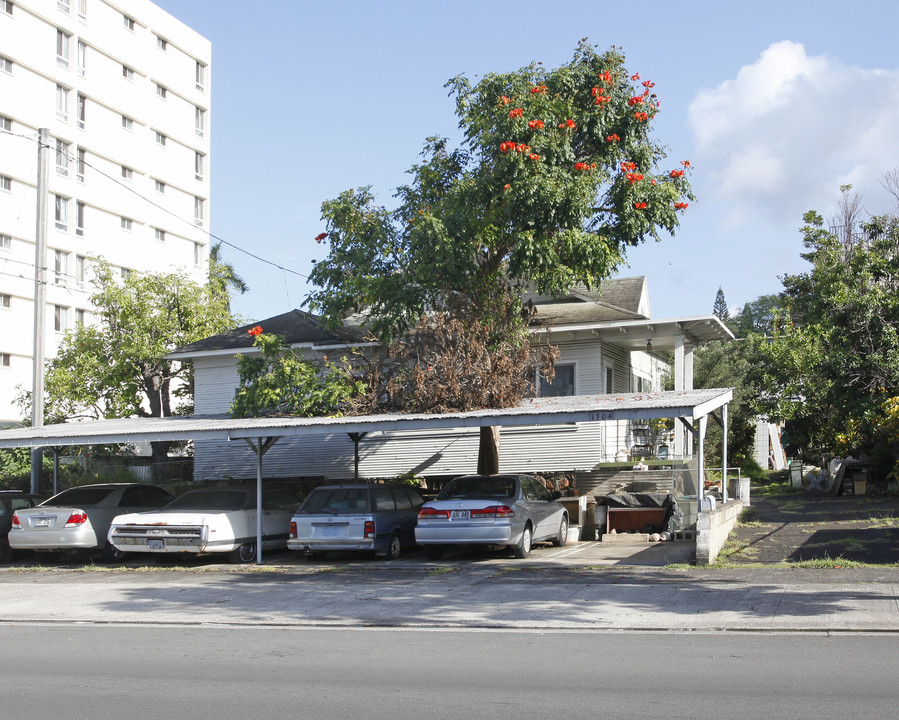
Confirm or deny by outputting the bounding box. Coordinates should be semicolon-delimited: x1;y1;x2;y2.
450;510;470;520
320;525;344;537
35;518;51;527
147;539;165;550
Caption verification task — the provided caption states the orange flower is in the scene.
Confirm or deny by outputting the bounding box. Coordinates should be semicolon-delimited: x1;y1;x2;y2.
620;161;637;171
674;202;689;210
503;183;511;191
527;119;544;130
530;85;547;94
247;325;263;336
509;108;524;119
630;72;641;81
501;95;511;104
634;111;649;122
669;169;685;178
606;134;620;142
315;232;327;243
642;80;655;88
528;153;540;161
499;142;515;153
574;162;589;171
681;160;692;167
634;202;647;209
516;143;531;153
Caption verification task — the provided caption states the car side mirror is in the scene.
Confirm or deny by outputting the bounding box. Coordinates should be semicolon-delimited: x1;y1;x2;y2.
550;491;562;500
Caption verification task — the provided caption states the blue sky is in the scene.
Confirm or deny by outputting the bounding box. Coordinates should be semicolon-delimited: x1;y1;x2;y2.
154;0;899;323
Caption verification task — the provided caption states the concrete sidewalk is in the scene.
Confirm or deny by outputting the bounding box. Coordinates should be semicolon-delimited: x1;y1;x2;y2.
2;565;898;632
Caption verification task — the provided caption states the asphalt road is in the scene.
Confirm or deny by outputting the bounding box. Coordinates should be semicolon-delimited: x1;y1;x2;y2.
2;624;895;719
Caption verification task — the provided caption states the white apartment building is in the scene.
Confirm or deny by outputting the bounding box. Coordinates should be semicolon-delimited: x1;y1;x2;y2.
0;0;211;424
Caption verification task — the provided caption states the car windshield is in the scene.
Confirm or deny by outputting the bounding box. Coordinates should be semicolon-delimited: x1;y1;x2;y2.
42;487;115;507
165;490;249;511
436;477;516;500
300;488;370;514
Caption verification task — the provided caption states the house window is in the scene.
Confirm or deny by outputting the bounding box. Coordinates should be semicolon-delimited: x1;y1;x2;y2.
0;175;10;192
75;254;85;284
56;85;70;121
54;195;68;230
156;84;167;99
0;353;10;368
121;115;133;130
55;139;70;175
195;61;206;91
194;151;205;181
155;132;166;147
54;305;68;332
75;202;84;236
604;365;614;395
120;217;132;231
538;363;575;397
77;41;86;76
630;373;652;393
194;197;204;227
54;249;68;285
121;165;132;180
195;107;205;137
75;308;85;325
0;116;10;132
0;293;10;309
154;228;165;243
122;65;134;81
123;14;134;30
0;56;12;75
56;30;71;67
76;94;85;128
154;179;165;193
156;35;167;51
0;233;11;250
76;147;85;181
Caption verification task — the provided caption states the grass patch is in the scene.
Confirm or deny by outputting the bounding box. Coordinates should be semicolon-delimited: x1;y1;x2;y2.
737;508;762;527
752;482;804;498
428;567;459;577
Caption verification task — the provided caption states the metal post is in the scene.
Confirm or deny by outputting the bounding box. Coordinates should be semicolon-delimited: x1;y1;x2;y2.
256;438;263;565
30;128;50;494
721;404;729;503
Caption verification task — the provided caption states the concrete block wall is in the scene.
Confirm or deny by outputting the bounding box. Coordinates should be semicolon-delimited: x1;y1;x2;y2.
695;499;744;564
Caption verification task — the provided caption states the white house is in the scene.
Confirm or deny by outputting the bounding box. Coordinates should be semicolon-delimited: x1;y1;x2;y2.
0;0;210;424
170;277;734;499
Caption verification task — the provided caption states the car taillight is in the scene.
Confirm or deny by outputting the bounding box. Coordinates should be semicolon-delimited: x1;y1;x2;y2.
11;512;20;528
418;507;449;519
64;511;88;527
289;521;297;539
364;520;375;539
470;505;515;518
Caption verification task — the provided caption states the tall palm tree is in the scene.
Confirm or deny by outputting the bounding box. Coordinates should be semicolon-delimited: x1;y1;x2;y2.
207;242;248;311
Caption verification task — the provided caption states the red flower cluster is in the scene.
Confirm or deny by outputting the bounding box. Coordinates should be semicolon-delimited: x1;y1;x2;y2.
669;169;685;178
247;326;263;336
630;73;641;81
574;162;592;171
503;183;511;191
530;85;547;94
642;80;655;88
528;153;540;161
634;112;649;122
628;96;644;106
509;108;524;119
634;202;647;209
527;119;544;130
681;160;692;167
517;143;531;153
626;172;644;185
558;118;576;129
501;95;511;105
674;202;689;210
315;232;327;243
500;142;515;153
620;161;637;171
606;134;620;142
598;70;612;82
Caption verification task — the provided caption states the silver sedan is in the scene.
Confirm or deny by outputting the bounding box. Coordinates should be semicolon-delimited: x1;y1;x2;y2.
414;474;568;559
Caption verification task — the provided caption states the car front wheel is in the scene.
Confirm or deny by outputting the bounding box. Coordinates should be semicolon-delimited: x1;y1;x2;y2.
229;542;256;564
513;524;532;559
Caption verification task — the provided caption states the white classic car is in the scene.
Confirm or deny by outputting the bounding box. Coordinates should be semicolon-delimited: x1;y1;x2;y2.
108;486;300;563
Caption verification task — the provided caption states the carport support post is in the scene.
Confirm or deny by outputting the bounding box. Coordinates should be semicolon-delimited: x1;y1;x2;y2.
243;436;280;566
697;415;707;512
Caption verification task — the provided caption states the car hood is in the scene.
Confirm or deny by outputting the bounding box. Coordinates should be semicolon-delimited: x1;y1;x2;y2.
111;509;239;525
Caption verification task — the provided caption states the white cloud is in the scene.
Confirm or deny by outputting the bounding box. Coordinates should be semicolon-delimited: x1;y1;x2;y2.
688;41;899;227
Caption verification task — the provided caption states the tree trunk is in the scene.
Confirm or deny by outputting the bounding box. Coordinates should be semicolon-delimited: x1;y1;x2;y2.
477;426;500;475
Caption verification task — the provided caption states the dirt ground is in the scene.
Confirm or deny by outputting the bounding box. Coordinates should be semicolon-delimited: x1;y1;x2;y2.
724;486;899;564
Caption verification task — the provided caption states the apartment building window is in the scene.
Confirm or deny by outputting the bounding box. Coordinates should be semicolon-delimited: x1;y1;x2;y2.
58;0;70;13
78;0;86;20
56;85;70;121
123;14;134;31
195;107;205;137
77;41;86;76
56;30;71;67
155;132;166;147
195;61;206;91
0;56;12;75
120;217;132;231
0;353;10;368
194;197;204;227
156;83;167;99
0;233;10;250
121;115;133;130
54;305;68;332
54;249;68;285
156;35;167;51
121;166;132;181
75;254;86;285
1;1;12;16
55;139;70;176
0;175;10;192
54;195;68;230
75;201;84;236
122;65;133;81
194;151;205;181
76;148;85;181
1;293;10;308
75;308;85;325
0;116;10;132
154;228;165;243
120;267;131;280
193;241;202;265
154;179;165;194
76;94;85;128
538;364;575;397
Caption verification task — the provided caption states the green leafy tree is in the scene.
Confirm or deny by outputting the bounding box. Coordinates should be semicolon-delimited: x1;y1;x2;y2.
307;41;693;353
230;328;364;418
208;242;248;312
712;287;728;322
32;260;235;471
